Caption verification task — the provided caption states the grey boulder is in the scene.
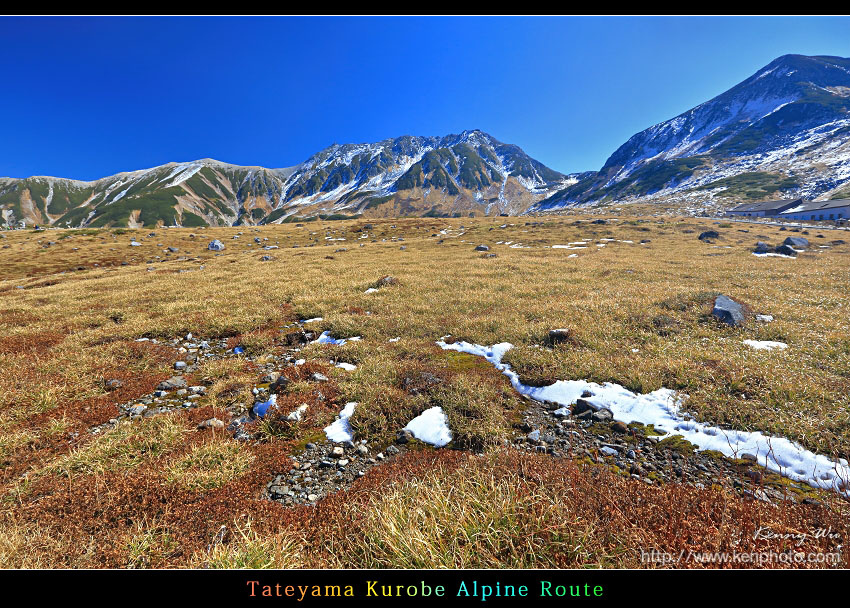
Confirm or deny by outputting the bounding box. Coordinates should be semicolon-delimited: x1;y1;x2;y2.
712;295;745;326
783;237;809;249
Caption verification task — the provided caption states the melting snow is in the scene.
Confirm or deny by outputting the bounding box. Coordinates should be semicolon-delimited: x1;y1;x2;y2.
404;406;452;447
436;338;850;496
743;340;788;351
324;401;357;442
312;331;361;345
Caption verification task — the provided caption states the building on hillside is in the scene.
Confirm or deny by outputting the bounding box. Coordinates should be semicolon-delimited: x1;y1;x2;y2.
724;199;802;217
778;199;850;221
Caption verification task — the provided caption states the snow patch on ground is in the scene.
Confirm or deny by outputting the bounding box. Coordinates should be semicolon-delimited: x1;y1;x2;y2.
324;401;357;442
436;338;850;496
743;340;788;351
404;406;452;447
312;331;361;345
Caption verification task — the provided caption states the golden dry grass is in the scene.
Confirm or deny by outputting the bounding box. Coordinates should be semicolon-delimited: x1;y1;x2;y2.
1;215;848;568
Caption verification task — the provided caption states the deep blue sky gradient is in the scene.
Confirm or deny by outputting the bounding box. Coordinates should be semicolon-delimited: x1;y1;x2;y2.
1;16;848;180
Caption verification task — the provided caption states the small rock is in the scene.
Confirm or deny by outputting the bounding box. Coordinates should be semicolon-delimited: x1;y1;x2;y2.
572;399;593;415
198;418;225;430
104;378;123;391
712;295;745;327
591;409;613;422
261;372;281;384
157;376;187;391
611;421;628;434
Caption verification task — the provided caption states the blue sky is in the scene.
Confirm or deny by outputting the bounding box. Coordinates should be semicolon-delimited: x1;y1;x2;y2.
1;16;849;180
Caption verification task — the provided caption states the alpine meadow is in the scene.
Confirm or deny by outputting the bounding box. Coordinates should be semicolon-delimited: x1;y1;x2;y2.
1;17;849;575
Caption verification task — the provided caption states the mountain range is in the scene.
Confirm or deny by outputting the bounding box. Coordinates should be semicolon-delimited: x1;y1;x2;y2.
2;54;849;228
534;54;850;213
0;132;572;228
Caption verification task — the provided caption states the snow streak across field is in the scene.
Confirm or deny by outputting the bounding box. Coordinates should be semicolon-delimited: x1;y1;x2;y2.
436;338;850;496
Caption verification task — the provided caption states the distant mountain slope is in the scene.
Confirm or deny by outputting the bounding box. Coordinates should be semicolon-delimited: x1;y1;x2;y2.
0;131;572;228
534;54;850;213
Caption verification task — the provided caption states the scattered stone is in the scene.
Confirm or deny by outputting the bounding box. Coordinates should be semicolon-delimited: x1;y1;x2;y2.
698;230;720;241
261;372;280;384
611;421;628;434
712;295;745;327
198;418;225;430
572;399;593;415
546;328;571;345
208;239;225;251
104;378;123;391
783;236;809;249
591;409;613;422
474;244;490;251
156;376;187;391
373;275;397;288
